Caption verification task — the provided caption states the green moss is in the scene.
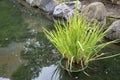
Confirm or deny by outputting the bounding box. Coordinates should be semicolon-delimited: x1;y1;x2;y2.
0;0;30;46
56;0;72;2
106;17;116;27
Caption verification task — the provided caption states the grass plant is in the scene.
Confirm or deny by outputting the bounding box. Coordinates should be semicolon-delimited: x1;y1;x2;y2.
43;0;120;70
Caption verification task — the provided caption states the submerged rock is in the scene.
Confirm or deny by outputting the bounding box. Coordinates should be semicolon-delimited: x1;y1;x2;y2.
26;0;58;12
106;20;120;40
53;1;82;21
81;2;107;25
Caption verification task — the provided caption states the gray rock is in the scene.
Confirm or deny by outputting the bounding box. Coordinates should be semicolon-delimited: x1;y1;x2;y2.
26;0;58;12
117;1;120;5
32;0;41;7
40;0;58;12
53;1;82;21
81;2;107;25
106;20;120;40
26;0;33;4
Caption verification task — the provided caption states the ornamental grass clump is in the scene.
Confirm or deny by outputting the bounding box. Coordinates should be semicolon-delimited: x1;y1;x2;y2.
43;5;120;71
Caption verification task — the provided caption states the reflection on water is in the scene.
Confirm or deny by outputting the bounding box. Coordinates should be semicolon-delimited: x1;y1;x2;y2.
0;42;23;55
33;64;76;80
33;65;59;80
11;33;120;80
11;32;61;80
0;77;10;80
0;0;120;80
0;42;24;79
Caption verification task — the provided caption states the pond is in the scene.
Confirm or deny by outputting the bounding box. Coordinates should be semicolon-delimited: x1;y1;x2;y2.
0;0;120;80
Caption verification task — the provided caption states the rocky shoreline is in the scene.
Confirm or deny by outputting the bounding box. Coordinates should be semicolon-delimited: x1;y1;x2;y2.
19;0;120;41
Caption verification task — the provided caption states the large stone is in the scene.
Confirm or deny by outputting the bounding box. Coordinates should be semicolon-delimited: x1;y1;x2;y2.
106;20;120;40
117;1;120;5
53;1;82;21
26;0;32;4
26;0;58;12
81;2;107;25
40;0;58;12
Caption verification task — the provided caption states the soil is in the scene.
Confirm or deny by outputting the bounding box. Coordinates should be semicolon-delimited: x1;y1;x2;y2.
81;0;120;19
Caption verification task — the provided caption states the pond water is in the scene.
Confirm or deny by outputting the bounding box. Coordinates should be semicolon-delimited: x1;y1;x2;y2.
0;0;120;80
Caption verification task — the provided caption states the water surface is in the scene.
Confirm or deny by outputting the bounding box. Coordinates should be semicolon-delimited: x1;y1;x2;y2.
0;0;120;80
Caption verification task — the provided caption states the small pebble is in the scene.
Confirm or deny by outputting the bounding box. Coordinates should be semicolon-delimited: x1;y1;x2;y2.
5;38;8;40
75;76;79;79
105;71;108;74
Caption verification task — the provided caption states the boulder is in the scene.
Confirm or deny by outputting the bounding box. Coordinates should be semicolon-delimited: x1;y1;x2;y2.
117;1;120;5
40;0;58;12
26;0;35;6
26;0;58;12
81;2;107;25
53;1;82;21
106;20;120;40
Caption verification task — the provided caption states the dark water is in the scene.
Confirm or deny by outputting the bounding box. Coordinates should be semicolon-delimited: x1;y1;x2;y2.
0;0;120;80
